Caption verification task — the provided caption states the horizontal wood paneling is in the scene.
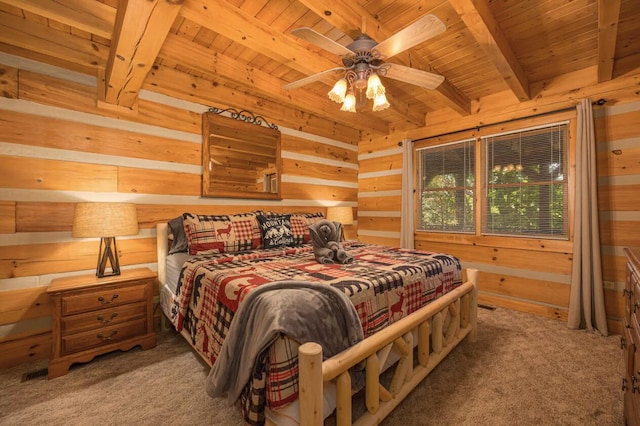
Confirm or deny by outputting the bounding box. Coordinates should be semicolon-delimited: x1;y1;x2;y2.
281;182;356;201
358;175;402;192
0;286;52;325
15;202;74;232
599;184;640;211
600;220;640;247
118;167;200;196
0;238;156;279
358;196;401;211
360;95;640;333
597;147;640;176
0;63;17;98
415;240;572;276
480;271;570;308
0;58;358;366
282;134;357;164
478;293;567;321
357;234;400;247
282;158;357;182
0;201;15;233
357;216;401;233
0;155;118;192
359;153;403;174
0;108;201;166
18;70;202;134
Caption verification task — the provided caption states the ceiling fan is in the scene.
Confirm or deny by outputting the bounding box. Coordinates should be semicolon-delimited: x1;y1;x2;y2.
283;14;447;112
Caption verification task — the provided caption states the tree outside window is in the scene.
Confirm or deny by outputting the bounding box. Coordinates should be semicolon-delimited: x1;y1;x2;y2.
416;122;568;239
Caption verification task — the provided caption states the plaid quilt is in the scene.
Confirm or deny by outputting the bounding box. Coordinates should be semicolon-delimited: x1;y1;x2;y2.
168;242;461;425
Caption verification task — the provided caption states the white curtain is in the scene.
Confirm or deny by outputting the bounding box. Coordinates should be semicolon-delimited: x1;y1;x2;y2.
400;138;414;249
568;98;608;336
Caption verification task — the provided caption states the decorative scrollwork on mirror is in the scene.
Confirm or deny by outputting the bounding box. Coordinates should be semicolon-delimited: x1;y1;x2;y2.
202;108;282;200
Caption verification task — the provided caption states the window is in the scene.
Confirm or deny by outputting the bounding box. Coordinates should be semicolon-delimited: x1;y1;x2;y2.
416;121;569;240
483;123;568;238
417;139;475;233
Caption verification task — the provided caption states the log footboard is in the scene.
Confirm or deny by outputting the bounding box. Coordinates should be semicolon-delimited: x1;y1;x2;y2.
297;268;478;426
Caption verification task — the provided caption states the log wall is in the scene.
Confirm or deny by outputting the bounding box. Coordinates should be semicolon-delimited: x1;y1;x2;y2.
0;53;358;368
357;69;640;334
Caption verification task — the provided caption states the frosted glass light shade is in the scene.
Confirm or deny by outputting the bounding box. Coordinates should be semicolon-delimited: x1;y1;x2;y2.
366;74;385;99
340;93;357;112
372;92;390;111
328;78;347;103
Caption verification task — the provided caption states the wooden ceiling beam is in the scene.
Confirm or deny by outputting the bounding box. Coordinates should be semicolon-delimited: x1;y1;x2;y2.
1;0;116;39
101;0;183;111
0;11;108;69
448;0;530;102
597;0;621;83
297;0;472;116
158;35;389;135
180;0;423;126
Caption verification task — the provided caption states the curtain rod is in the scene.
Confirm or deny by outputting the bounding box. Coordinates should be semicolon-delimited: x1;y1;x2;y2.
402;98;606;146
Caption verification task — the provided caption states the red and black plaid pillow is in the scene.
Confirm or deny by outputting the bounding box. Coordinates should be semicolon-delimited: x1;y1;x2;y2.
182;212;262;254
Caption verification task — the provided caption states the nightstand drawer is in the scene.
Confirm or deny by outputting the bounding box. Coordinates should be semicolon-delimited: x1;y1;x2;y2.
61;318;148;355
62;302;147;335
61;284;148;316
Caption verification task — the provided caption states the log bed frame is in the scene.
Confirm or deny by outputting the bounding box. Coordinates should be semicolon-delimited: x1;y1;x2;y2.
156;222;478;426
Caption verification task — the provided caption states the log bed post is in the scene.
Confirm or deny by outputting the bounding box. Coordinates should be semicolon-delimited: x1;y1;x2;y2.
296;268;479;426
298;342;323;425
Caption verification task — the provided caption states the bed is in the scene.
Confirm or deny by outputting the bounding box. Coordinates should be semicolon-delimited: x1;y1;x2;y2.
156;211;478;425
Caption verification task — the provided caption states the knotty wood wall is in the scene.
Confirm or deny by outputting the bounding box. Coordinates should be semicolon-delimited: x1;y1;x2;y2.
0;52;358;368
357;72;640;334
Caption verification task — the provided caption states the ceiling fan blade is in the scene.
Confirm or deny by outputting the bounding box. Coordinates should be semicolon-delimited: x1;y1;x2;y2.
291;27;353;57
374;14;446;59
283;67;347;90
384;64;445;90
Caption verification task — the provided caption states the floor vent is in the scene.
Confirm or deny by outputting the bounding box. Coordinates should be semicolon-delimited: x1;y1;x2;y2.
21;368;48;382
478;303;497;311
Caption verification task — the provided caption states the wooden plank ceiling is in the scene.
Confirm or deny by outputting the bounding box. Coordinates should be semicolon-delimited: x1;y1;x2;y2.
0;0;639;141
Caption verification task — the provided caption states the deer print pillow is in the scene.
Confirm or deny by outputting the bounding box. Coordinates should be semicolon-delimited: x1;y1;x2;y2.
182;212;262;254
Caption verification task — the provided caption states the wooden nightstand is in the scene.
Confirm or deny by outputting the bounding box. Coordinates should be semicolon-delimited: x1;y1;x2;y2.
46;268;157;379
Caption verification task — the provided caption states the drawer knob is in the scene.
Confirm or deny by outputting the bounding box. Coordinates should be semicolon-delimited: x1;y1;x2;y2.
96;312;118;324
96;330;118;341
97;294;119;305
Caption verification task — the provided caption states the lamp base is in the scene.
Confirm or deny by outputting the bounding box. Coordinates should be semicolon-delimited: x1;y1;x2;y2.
96;237;121;278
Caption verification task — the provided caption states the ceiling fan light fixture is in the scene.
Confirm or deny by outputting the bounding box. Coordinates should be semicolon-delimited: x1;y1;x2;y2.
366;73;385;100
372;93;390;112
340;92;357;112
328;78;347;103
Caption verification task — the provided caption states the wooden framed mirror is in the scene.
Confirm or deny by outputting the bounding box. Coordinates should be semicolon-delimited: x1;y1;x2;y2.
202;110;282;200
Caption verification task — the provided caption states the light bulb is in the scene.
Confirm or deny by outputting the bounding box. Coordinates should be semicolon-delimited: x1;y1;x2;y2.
372;93;390;111
328;79;347;103
340;93;357;112
366;74;385;100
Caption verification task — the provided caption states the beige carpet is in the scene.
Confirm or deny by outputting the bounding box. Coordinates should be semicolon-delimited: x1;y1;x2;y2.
0;307;623;426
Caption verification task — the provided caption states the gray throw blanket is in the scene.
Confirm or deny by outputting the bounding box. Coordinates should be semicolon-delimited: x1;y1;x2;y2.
309;219;354;264
206;280;364;404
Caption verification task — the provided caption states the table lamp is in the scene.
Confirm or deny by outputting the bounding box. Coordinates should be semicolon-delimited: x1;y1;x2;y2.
326;206;354;241
72;202;139;278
